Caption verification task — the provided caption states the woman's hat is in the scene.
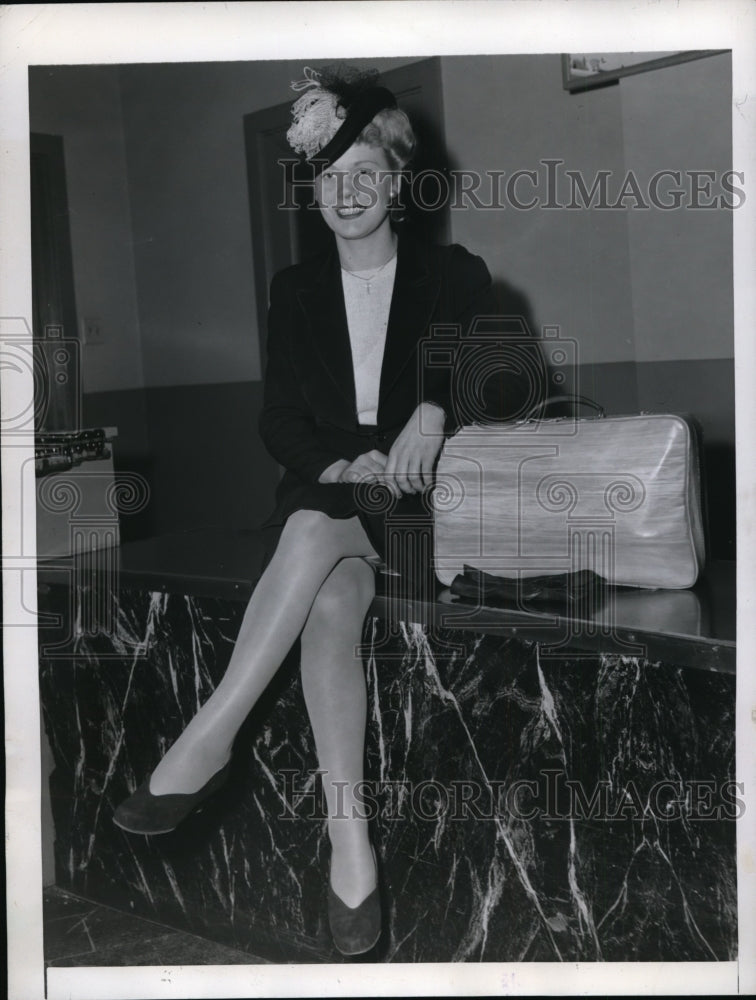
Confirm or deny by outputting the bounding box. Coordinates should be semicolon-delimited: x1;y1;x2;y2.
287;66;397;174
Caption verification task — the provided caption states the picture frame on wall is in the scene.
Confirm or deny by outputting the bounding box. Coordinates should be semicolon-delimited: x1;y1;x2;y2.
561;49;729;92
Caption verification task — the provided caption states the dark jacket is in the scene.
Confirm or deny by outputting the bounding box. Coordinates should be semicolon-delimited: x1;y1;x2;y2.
259;230;539;504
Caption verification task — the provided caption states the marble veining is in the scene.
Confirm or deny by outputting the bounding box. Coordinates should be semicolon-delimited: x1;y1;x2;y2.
38;580;737;963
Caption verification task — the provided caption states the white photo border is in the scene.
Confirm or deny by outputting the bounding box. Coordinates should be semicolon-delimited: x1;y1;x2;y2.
2;2;754;997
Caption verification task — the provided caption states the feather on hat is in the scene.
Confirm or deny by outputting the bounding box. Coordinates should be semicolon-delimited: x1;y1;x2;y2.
286;65;397;173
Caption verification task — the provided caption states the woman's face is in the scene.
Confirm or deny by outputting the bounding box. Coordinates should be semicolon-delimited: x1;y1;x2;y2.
314;142;398;242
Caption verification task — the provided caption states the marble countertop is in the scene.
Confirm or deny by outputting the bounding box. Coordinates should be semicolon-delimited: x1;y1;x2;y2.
37;526;736;673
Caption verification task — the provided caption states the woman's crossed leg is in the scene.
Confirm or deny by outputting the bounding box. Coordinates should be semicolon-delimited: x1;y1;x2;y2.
148;510;379;803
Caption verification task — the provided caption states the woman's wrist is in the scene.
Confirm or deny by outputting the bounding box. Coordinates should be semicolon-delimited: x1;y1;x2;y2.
418;400;447;431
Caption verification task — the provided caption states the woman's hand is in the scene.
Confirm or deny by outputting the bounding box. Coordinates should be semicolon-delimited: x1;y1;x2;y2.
318;458;351;484
338;449;388;484
384;402;446;495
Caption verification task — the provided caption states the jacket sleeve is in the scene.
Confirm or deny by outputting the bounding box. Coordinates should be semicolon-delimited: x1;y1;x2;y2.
258;271;346;483
423;245;546;435
419;245;496;434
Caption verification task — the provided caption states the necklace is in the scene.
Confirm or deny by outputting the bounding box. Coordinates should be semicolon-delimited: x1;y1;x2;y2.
341;252;397;294
340;237;398;294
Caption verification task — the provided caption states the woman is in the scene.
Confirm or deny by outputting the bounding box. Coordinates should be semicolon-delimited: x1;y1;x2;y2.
114;66;531;956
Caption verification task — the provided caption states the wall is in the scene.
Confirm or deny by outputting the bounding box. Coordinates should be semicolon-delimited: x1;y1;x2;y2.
442;54;636;367
441;52;733;365
119;61;265;387
28;65;144;393
620;55;733;364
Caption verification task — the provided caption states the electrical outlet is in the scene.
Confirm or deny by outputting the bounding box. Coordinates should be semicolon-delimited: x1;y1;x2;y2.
82;317;104;345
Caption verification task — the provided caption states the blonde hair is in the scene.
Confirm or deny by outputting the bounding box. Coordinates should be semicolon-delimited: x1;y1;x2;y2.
357;107;416;171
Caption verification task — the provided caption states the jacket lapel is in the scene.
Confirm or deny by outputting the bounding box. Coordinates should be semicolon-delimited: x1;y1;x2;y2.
378;233;441;413
295;248;356;413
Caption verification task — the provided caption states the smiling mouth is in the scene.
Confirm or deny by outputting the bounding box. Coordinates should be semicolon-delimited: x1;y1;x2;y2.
335;206;367;218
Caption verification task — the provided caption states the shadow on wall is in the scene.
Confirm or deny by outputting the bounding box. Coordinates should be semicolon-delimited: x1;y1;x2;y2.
403;104;452;244
701;442;736;561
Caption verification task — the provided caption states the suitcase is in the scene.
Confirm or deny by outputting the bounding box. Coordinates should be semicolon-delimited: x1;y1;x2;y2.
432;398;706;589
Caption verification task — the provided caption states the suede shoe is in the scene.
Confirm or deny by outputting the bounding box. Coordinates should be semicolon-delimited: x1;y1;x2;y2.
113;761;232;835
328;848;381;956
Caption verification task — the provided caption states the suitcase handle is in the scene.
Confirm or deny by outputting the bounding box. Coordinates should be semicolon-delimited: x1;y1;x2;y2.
523;394;606;421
